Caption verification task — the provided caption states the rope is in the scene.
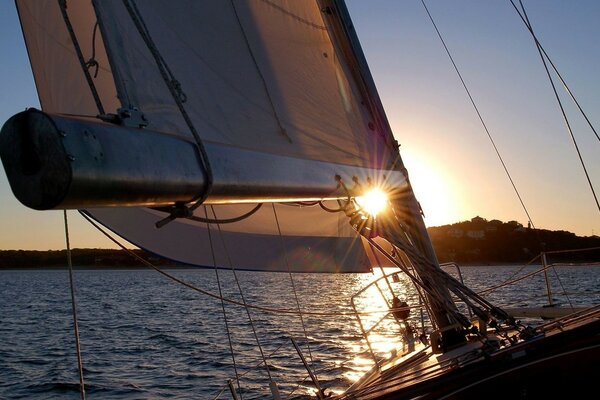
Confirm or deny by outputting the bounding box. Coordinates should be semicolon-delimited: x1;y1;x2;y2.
204;206;244;396
420;0;539;232
121;0;214;219
208;205;273;382
510;0;600;214
188;203;262;224
85;22;99;78
58;0;104;114
271;204;316;368
63;210;86;400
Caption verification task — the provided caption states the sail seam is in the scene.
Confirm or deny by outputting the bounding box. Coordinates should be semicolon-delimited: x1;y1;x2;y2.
420;0;540;232
229;0;293;143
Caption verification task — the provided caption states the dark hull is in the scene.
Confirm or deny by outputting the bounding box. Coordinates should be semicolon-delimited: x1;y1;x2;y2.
342;309;600;399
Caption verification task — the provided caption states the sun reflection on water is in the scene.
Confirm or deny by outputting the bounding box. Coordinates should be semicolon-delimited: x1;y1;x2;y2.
340;266;423;384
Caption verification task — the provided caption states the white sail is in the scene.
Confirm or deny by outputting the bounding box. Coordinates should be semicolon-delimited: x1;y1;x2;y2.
92;0;390;167
13;0;404;271
16;0;119;115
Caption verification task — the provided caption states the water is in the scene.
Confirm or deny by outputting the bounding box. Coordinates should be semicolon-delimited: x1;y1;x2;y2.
1;265;598;399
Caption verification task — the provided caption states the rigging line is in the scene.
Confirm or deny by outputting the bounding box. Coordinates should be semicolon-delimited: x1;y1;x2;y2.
270;204;316;368
190;203;262;224
368;241;395;300
419;0;538;231
511;0;600;215
121;0;214;213
63;211;86;400
480;253;541;296
365;237;462;329
508;2;600;144
78;210;389;317
550;266;574;309
204;206;245;395
209;205;273;383
19;2;112;76
57;0;105;114
229;0;292;143
85;22;99;78
212;343;288;400
155;203;263;225
319;201;347;213
387;235;515;327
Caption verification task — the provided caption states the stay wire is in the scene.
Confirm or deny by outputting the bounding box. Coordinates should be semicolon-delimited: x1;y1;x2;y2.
204;206;244;396
63;210;86;400
420;0;538;231
510;0;600;215
208;205;273;382
270;204;316;369
509;1;600;144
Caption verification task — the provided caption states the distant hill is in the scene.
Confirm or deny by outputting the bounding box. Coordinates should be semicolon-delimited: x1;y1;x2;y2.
0;248;176;268
1;216;599;268
427;216;600;264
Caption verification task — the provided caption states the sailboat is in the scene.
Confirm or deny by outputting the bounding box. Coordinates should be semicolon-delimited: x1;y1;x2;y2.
1;0;599;398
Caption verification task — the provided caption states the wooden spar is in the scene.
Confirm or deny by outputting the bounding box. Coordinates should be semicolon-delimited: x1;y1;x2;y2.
0;109;408;210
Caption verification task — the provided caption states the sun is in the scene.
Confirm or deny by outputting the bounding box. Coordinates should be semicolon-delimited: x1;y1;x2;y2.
355;188;389;217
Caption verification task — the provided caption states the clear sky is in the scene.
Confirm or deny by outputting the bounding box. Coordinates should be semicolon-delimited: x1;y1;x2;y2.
0;1;599;250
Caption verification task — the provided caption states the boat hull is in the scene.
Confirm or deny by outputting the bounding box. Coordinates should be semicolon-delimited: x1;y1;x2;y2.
342;311;600;399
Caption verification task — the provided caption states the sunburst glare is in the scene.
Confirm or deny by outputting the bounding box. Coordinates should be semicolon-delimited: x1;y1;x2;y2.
355;188;388;217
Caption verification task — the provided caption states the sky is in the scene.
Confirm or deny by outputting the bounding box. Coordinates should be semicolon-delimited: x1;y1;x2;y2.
0;0;599;250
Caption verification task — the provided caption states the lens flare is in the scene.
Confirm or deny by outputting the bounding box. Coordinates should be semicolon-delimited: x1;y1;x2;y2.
356;188;388;216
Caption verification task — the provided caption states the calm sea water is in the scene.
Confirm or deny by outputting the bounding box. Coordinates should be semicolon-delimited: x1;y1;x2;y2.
1;265;599;399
